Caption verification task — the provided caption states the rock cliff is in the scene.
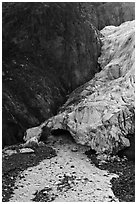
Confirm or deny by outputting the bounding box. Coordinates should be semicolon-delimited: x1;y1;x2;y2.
2;2;101;146
27;20;135;154
97;2;135;30
80;2;135;30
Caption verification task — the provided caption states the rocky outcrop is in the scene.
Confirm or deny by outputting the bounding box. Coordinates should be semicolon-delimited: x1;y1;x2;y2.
2;2;101;147
80;2;135;30
28;20;135;154
97;2;135;30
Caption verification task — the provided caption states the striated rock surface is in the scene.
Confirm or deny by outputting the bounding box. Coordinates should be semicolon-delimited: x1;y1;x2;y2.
97;2;135;30
42;20;135;154
2;2;101;146
80;2;135;30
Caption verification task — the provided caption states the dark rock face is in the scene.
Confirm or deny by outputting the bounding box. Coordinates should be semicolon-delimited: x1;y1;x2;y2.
117;134;135;161
79;2;135;30
97;2;135;30
2;120;24;148
2;2;101;146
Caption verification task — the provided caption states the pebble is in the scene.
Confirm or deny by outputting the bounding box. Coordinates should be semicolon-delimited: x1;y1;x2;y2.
28;169;32;171
19;174;24;179
68;180;71;185
58;175;63;178
72;171;76;174
42;191;47;195
65;173;71;177
71;147;78;152
97;188;102;190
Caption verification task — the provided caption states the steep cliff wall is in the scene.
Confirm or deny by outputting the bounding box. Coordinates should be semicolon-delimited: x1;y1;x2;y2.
80;2;135;30
97;2;135;30
2;2;101;146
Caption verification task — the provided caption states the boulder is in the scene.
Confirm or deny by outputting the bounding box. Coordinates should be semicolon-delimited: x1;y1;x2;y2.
19;148;35;154
23;123;45;142
45;21;135;154
21;137;39;149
